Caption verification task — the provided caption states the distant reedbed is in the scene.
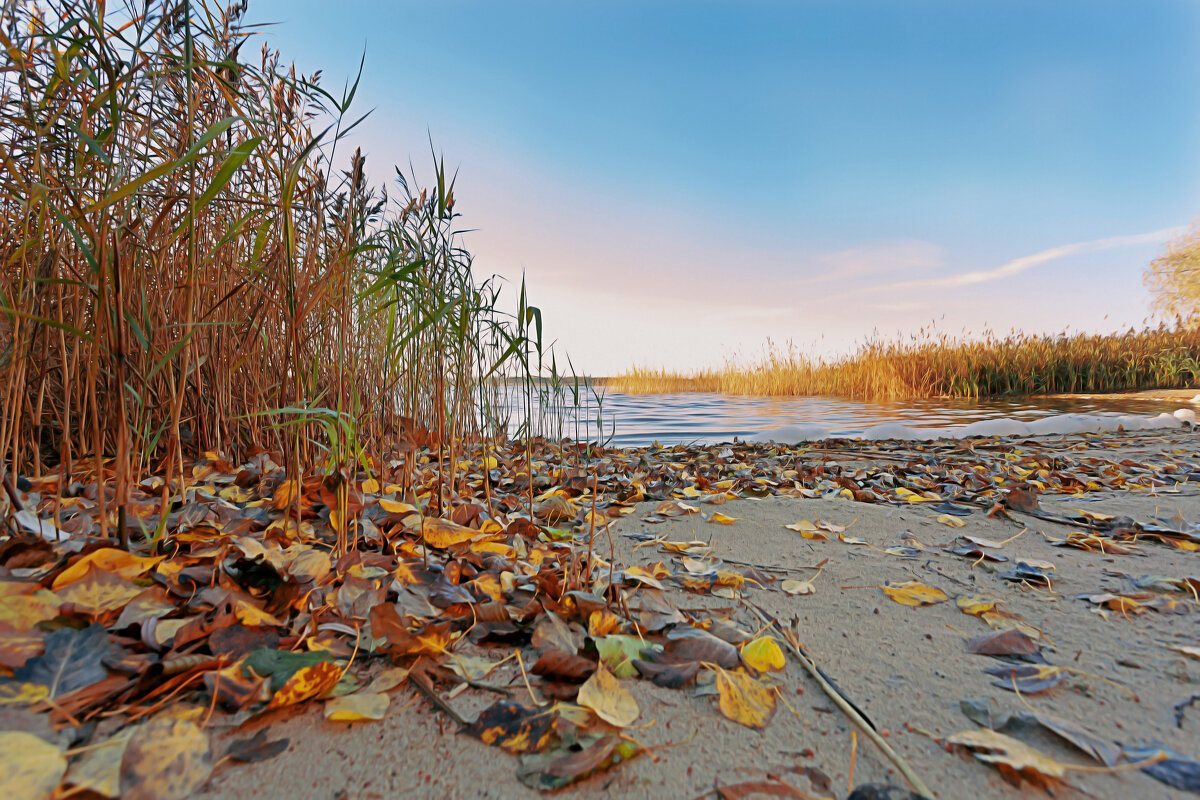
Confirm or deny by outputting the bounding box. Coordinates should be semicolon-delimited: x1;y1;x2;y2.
610;325;1200;399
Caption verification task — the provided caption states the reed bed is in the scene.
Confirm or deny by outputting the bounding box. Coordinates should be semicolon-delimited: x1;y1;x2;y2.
0;0;559;542
610;325;1200;399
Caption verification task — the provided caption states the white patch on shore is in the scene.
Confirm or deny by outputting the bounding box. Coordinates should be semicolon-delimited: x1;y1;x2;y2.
754;408;1193;444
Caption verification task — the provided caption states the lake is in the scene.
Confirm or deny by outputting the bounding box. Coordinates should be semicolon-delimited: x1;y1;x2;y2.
524;390;1198;448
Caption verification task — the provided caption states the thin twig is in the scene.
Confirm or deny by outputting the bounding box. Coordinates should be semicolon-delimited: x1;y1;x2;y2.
745;603;933;799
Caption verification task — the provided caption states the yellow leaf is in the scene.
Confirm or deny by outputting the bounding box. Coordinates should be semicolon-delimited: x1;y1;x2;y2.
883;581;948;607
708;512;738;525
378;497;417;514
324;691;390;721
741;637;785;672
54;564;142;617
52;549;165;590
268;661;342;708
0;590;62;631
936;514;966;528
482;456;499;470
233;599;284;627
118;718;212;800
957;594;997;616
0;731;65;800
361;478;381;493
577;665;639;727
785;520;827;540
419;517;477;548
588;609;622;637
0;681;49;706
715;667;776;728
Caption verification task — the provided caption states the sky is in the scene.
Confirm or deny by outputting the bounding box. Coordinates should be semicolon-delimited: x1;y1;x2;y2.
247;0;1200;375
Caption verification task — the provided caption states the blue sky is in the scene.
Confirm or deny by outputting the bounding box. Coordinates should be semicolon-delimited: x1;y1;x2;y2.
249;1;1200;373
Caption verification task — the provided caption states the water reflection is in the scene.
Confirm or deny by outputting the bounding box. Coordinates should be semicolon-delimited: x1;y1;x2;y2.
525;391;1195;448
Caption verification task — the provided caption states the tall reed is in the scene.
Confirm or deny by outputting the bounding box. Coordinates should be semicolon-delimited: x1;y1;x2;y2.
610;324;1200;399
0;0;548;542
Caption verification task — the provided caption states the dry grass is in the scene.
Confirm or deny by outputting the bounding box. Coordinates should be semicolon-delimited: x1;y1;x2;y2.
610;325;1200;399
0;0;553;544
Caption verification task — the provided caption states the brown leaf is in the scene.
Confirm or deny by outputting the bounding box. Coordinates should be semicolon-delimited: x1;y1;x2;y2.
966;628;1039;656
531;649;595;683
665;625;739;668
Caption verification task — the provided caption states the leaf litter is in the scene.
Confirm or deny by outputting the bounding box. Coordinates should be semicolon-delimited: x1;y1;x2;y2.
1;430;1199;795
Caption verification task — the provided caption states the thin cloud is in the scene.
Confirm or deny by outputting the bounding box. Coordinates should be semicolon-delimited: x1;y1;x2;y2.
859;227;1183;294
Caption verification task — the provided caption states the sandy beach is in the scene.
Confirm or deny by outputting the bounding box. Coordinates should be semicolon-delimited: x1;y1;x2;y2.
187;430;1200;800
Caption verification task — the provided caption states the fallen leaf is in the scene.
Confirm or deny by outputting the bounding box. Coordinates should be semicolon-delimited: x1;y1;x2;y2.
1124;744;1200;792
52;548;164;590
936;514;966;528
947;729;1066;789
64;728;134;798
54;563;142;617
119;718;212;800
1031;713;1120;766
709;512;738;525
740;636;785;672
267;660;341;708
882;581;948;607
966;628;1039;657
225;729;289;763
324;691;389;721
517;734;641;791
420;516;479;548
781;578;816;596
957;594;998;616
985;664;1068;694
665;625;739;668
15;623;114;699
577;664;639;727
715;666;776;728
595;635;648;679
463;700;556;753
0;731;65;800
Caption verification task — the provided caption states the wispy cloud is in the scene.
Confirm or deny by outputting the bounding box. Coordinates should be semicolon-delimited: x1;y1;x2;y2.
794;239;945;287
861;227;1182;294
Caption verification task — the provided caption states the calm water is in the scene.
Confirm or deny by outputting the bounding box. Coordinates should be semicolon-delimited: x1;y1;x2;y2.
528;391;1195;448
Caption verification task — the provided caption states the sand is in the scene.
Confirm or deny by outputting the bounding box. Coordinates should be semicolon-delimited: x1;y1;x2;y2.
197;432;1200;800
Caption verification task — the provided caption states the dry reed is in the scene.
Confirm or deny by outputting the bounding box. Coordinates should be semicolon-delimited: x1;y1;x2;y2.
610;325;1200;399
0;0;549;544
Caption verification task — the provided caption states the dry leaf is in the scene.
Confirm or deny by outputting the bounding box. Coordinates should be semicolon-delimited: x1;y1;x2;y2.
119;718;212;800
52;548;164;590
957;594;997;616
936;514;966;528
577;665;639;727
324;691;389;721
715;666;776;728
947;729;1066;789
64;728;134;798
267;660;341;708
781;578;815;596
0;731;65;800
420;517;478;548
740;636;785;672
709;512;738;525
882;580;948;607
